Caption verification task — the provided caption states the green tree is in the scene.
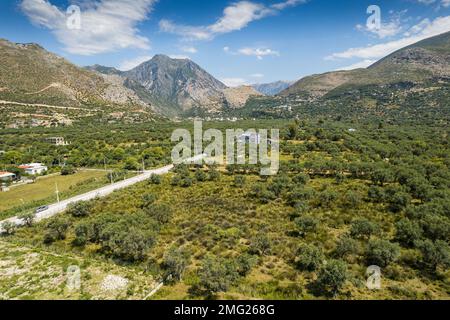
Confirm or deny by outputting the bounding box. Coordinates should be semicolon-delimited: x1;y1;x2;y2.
67;201;93;218
149;174;162;185
18;212;36;227
416;240;450;272
316;260;348;296
296;244;324;271
350;219;379;239
334;236;360;259
366;240;400;267
162;247;191;281
395;218;423;247
295;216;319;236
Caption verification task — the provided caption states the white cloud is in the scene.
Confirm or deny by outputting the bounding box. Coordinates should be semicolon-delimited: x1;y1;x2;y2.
416;0;450;8
250;73;264;78
225;46;280;59
20;0;155;55
336;59;376;71
221;78;249;87
238;47;280;60
271;0;307;10
118;55;152;71
327;16;450;61
181;46;197;53
160;0;306;41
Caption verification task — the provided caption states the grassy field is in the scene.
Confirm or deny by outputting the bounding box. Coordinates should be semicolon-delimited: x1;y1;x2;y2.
0;170;108;219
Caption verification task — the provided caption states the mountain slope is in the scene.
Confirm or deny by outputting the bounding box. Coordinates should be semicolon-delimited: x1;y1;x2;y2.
91;55;262;117
281;31;450;98
0;39;149;109
252;81;293;96
122;55;227;116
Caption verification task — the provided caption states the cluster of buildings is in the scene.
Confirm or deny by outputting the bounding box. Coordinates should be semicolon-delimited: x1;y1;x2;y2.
0;163;48;188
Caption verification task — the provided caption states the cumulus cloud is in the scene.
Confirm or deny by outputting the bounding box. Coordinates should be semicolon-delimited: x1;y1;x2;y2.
160;0;306;41
224;46;280;59
118;55;152;71
327;16;450;61
238;47;280;60
20;0;155;55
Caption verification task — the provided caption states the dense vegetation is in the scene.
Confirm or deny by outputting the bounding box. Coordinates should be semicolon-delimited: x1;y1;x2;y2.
2;119;449;299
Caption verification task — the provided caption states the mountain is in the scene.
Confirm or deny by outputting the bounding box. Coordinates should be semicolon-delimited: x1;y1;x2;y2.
280;31;450;98
120;55;226;117
222;86;262;108
252;81;293;96
91;55;262;117
0;39;150;110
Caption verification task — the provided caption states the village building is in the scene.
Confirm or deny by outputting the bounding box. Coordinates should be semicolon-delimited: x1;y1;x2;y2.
18;163;48;175
46;137;70;146
0;171;15;181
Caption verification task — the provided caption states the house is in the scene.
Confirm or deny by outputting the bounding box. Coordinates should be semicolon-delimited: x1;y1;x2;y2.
19;163;48;175
46;137;70;146
0;171;15;181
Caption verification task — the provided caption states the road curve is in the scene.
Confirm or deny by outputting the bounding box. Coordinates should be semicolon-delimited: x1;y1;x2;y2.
0;154;206;232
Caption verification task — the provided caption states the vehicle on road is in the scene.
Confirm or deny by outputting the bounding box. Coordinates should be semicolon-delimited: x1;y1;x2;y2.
35;206;49;213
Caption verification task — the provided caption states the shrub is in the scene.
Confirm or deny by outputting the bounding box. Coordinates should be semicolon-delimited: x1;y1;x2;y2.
162;247;191;281
350;219;379;239
233;175;246;188
316;259;348;296
366;240;400;267
44;216;71;244
142;193;157;208
334;236;360;259
415;240;450;271
1;221;17;235
149;174;161;185
195;170;207;182
196;256;238;297
395;218;423;247
249;233;271;256
67;201;93;218
295;244;324;271
61;166;76;176
18;212;36;227
295;216;319;236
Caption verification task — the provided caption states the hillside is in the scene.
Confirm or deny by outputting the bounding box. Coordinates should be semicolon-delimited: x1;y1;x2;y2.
0;39;149;109
280;31;450;98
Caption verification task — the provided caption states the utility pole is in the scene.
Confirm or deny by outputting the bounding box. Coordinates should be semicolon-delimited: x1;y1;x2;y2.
55;182;60;203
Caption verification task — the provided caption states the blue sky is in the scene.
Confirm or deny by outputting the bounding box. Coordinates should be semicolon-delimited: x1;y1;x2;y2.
1;0;449;86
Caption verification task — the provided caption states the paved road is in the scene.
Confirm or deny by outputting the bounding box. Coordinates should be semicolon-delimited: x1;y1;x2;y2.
0;154;206;232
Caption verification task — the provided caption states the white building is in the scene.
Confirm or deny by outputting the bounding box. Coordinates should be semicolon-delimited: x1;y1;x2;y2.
0;171;15;181
19;163;48;175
